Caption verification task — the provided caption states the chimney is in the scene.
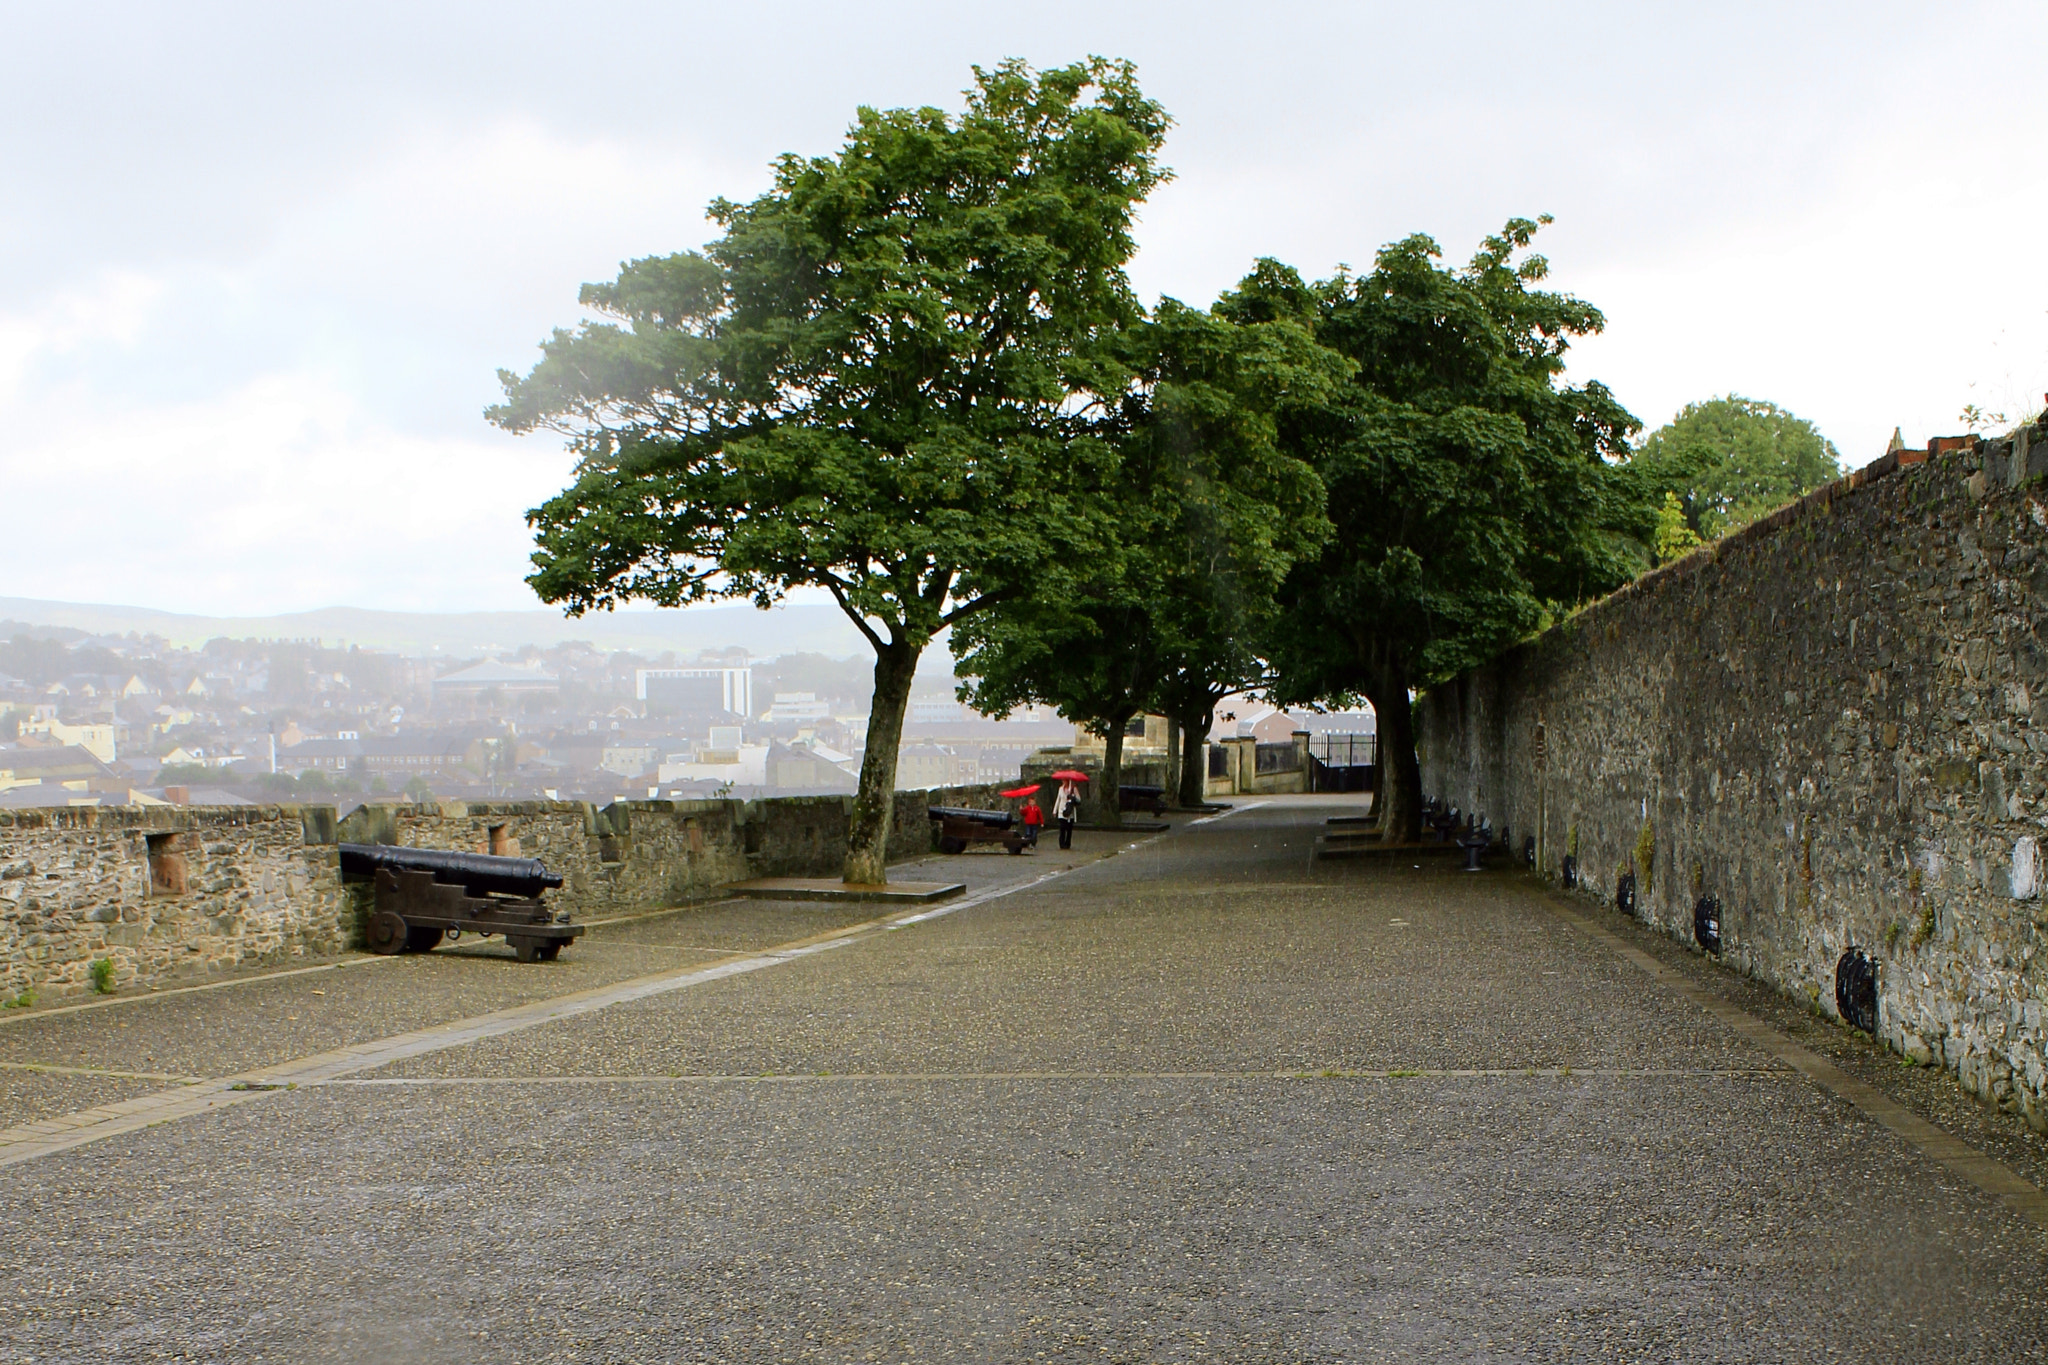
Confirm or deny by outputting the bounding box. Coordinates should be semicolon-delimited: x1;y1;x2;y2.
165;785;191;805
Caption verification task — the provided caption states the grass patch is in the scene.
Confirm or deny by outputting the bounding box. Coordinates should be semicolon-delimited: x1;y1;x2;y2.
88;958;115;995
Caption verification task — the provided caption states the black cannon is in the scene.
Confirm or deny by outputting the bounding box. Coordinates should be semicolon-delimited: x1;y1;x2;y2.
927;806;1027;856
339;843;581;963
1118;784;1168;816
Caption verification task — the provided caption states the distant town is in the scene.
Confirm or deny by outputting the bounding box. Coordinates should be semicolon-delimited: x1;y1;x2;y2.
0;621;1373;810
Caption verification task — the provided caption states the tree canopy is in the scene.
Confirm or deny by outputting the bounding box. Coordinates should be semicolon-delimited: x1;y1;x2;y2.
490;58;1170;881
950;294;1341;818
1258;218;1652;840
1631;395;1841;542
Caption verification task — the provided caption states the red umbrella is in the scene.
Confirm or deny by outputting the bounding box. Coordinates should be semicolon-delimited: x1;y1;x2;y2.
1000;783;1041;798
1048;769;1090;783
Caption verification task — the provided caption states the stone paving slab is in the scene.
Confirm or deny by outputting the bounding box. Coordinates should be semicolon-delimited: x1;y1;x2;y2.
371;845;1784;1082
1;1074;2043;1362
0;1070;176;1128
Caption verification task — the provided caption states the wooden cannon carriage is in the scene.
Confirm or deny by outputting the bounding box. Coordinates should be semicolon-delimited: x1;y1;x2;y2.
927;805;1029;856
339;843;583;963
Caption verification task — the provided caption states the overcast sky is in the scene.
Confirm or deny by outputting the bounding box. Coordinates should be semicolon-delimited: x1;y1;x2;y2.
3;1;2043;616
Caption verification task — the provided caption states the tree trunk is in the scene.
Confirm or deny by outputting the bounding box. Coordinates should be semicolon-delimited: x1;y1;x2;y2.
1366;664;1422;845
1164;716;1180;806
1175;709;1211;808
1098;719;1129;828
844;640;920;884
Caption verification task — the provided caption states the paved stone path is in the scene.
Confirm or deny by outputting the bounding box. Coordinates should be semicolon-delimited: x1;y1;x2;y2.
2;800;2046;1362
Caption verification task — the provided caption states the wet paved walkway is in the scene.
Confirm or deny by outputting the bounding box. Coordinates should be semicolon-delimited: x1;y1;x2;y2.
2;799;2046;1361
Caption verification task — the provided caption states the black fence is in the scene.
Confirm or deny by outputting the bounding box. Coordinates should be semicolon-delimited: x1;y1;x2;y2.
1309;755;1376;792
1308;733;1377;767
1307;732;1376;793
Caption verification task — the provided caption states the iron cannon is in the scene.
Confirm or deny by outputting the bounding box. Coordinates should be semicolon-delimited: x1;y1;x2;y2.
926;806;1027;856
338;842;581;963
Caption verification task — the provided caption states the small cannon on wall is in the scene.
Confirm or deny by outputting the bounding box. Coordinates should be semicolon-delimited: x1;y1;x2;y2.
339;843;582;963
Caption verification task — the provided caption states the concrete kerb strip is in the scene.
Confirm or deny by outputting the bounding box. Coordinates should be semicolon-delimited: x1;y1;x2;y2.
0;842;1160;1171
1544;893;2048;1234
1188;801;1264;827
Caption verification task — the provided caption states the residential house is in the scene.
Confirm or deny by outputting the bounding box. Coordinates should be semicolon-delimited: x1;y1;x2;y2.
0;744;119;793
359;734;480;778
282;737;363;774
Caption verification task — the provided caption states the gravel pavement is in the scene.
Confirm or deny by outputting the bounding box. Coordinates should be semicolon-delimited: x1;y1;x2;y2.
1;799;2044;1362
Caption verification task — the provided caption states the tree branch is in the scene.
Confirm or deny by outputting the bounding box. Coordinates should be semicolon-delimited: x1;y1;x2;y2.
822;577;888;656
938;590;1008;627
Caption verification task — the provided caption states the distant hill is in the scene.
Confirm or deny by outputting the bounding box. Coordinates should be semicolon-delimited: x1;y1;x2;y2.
0;596;870;658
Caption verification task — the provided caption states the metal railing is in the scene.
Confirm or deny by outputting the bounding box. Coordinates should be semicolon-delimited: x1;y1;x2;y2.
1308;733;1377;767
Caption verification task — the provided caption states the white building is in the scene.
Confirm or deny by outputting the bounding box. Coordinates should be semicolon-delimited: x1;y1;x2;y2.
765;691;832;723
636;666;752;716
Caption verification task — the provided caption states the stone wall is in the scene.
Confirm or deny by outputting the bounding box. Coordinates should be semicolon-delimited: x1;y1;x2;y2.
1417;424;2048;1132
0;785;1000;1000
0;804;344;1000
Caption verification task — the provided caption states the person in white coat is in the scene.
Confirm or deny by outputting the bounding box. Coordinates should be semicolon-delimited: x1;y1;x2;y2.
1055;781;1079;850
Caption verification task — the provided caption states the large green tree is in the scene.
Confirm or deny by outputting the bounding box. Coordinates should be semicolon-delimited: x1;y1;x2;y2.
1631;395;1842;541
951;295;1340;820
490;59;1170;883
1259;219;1652;843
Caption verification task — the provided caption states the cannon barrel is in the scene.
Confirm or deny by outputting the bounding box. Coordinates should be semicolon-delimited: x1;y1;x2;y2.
926;805;1014;829
338;843;564;898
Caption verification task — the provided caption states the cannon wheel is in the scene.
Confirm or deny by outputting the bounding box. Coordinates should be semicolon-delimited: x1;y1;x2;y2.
404;924;444;953
939;835;966;855
366;910;408;956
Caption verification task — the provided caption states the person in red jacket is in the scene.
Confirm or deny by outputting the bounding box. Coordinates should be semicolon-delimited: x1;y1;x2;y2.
1019;795;1044;848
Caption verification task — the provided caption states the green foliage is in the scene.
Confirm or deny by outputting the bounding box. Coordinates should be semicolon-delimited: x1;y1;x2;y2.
951;293;1342;810
1;987;35;1010
402;776;436;805
490;60;1171;878
1653;491;1703;564
88;958;115;994
1634;821;1655;893
154;763;214;786
1960;403;2005;433
1258;218;1650;839
1631;396;1841;540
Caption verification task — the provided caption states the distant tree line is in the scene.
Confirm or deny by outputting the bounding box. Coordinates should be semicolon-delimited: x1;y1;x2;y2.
493;58;1842;876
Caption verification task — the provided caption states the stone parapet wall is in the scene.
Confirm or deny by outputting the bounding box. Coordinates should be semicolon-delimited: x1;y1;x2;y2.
0;784;1004;1000
0;805;343;999
1417;425;2048;1131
